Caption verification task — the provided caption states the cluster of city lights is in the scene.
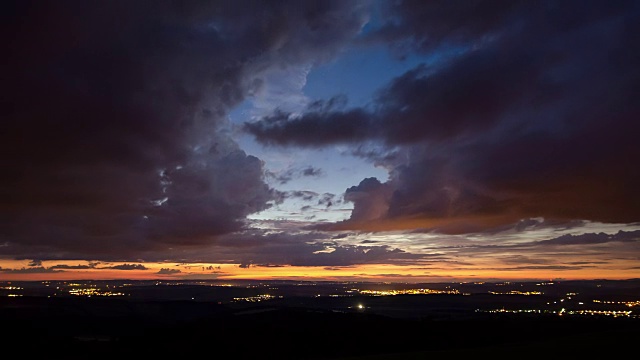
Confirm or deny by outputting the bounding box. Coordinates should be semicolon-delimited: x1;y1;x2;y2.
0;286;23;290
476;309;543;314
567;309;633;317
68;288;126;296
358;288;460;296
489;290;543;295
478;308;636;318
2;281;638;321
593;300;640;307
154;281;187;286
232;294;281;302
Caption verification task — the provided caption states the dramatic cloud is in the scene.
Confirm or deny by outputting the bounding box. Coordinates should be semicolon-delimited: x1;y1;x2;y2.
247;0;640;233
2;0;370;260
3;1;639;281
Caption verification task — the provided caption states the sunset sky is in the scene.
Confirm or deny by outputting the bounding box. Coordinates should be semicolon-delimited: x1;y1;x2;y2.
2;0;639;283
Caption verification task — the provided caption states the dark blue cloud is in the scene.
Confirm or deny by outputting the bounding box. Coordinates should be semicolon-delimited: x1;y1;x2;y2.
1;0;370;260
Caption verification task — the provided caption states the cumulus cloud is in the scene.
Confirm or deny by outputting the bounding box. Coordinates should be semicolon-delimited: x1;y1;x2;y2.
343;177;393;222
2;0;371;261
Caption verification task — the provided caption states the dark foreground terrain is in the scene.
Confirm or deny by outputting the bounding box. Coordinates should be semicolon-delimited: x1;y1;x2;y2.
2;295;638;359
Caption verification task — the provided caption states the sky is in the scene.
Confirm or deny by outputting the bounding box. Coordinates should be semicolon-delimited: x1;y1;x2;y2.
2;0;640;283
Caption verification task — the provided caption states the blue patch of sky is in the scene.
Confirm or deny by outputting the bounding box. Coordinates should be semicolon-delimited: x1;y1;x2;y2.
303;43;426;109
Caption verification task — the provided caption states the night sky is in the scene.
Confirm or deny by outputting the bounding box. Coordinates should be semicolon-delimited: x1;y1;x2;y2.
2;0;639;282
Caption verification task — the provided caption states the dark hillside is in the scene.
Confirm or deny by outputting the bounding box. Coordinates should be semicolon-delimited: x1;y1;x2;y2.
1;296;638;358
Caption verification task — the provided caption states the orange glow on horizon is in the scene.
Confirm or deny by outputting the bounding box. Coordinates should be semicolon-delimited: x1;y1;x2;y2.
1;259;638;283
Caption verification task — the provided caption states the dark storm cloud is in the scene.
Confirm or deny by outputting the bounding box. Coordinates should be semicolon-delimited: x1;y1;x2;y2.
2;0;370;260
244;103;372;146
247;0;640;232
